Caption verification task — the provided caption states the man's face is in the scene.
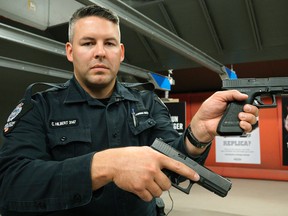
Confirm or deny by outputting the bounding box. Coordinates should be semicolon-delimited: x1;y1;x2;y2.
66;16;124;93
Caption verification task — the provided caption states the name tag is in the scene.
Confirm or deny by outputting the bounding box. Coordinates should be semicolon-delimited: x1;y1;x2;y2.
50;119;78;128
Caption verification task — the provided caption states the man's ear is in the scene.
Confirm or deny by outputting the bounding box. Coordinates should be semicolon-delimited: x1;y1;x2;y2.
120;43;125;62
66;42;73;62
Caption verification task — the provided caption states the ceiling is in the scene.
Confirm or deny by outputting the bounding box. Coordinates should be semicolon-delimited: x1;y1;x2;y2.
1;0;288;95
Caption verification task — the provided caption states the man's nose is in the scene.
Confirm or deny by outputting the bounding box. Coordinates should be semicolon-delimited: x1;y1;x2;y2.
94;44;105;58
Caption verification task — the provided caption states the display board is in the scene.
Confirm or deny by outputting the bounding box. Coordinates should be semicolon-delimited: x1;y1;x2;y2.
165;101;186;135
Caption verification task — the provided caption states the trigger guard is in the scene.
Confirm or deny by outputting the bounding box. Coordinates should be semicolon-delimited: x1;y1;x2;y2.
163;170;194;194
171;180;193;194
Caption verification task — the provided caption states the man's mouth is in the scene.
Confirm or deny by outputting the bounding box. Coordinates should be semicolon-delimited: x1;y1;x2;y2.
91;64;109;70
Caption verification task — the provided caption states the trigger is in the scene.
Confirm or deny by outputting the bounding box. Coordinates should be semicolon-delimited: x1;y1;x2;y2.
171;175;181;185
253;96;263;106
271;95;276;104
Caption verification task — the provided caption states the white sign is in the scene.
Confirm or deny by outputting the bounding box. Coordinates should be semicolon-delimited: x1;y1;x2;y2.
215;128;261;164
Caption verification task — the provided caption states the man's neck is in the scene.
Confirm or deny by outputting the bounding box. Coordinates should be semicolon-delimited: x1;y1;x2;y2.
73;76;117;99
85;80;116;99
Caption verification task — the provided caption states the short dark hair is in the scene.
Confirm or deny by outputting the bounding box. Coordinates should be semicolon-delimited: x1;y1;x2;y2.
68;4;120;42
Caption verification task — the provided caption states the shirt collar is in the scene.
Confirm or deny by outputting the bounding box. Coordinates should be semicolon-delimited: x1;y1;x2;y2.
64;77;140;104
113;81;140;102
64;77;88;104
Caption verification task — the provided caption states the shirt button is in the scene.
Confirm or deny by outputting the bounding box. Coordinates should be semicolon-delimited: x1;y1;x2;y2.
148;120;154;125
34;201;46;209
60;136;67;142
113;133;117;138
73;194;82;203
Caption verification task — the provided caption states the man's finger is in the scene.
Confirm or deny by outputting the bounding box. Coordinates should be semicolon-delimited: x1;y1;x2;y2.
159;153;200;182
137;190;154;202
154;172;171;191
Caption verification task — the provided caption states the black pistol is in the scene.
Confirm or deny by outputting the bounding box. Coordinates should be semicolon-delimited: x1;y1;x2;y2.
151;138;232;197
217;77;288;135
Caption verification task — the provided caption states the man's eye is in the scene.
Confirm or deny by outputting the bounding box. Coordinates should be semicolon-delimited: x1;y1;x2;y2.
106;42;115;46
83;42;93;46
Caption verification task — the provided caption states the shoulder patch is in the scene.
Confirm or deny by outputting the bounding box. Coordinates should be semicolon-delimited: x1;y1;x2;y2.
3;100;33;135
3;81;66;136
7;102;24;122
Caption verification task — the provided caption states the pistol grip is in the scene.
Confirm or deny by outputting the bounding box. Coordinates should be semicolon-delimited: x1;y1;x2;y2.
217;101;245;136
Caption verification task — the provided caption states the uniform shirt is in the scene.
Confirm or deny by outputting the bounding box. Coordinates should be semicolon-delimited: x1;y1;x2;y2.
0;77;209;216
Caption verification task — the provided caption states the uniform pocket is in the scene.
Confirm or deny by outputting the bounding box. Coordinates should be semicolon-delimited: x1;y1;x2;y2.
47;128;91;160
128;114;156;135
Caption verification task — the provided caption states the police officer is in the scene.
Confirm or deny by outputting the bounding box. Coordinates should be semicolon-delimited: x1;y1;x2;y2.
0;5;258;216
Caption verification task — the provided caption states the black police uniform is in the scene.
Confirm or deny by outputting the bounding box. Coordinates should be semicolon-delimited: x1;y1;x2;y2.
0;77;209;216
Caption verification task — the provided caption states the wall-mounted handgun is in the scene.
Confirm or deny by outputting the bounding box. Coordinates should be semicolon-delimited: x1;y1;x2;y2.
217;77;288;135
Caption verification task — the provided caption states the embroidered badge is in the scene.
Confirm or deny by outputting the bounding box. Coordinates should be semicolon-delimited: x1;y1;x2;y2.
4;102;24;135
3;121;16;134
3;101;33;135
7;102;23;122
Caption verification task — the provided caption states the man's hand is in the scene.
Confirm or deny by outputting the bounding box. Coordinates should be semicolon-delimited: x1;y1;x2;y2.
190;90;259;143
90;146;200;202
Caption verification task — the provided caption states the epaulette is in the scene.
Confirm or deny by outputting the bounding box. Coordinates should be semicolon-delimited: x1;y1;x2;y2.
23;81;69;101
3;81;68;135
121;82;155;91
